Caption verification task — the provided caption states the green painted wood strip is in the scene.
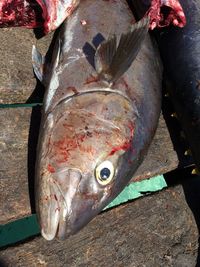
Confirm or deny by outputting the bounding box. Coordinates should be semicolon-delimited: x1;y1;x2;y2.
105;175;166;209
0;103;42;108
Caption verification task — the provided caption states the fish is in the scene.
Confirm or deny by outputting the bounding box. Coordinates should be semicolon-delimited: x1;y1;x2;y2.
0;0;80;33
33;0;162;240
156;0;200;172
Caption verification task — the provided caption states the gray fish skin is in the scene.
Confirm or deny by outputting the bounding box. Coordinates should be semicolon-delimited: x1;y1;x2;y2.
34;0;162;241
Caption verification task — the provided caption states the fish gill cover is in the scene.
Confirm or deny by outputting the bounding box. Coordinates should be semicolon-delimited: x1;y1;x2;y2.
0;0;185;33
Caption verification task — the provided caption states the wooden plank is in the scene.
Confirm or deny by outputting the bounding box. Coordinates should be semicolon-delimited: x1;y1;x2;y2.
0;28;52;104
0;184;198;266
0;108;32;224
0;106;185;224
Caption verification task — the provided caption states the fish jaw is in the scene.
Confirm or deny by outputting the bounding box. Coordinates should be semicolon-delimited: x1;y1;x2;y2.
36;91;140;240
38;168;82;240
38;166;110;240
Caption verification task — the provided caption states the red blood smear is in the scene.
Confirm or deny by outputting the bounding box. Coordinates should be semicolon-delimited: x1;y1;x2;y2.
84;75;99;85
67;86;79;95
109;122;134;156
48;164;55;173
146;0;186;29
0;0;43;28
109;142;132;156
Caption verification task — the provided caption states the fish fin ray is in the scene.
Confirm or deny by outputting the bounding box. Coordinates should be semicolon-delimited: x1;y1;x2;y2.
53;38;62;69
95;17;149;84
32;36;62;87
32;45;45;83
94;35;117;76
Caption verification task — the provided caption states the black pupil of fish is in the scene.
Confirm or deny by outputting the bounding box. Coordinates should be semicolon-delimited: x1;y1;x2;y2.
100;168;111;180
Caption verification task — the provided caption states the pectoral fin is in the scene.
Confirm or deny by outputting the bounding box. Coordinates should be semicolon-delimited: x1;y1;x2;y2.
94;17;149;84
32;38;61;86
32;45;45;83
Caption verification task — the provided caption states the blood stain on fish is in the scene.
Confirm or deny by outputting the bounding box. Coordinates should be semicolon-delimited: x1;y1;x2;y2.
84;75;99;85
109;122;134;156
48;164;55;173
67;86;79;95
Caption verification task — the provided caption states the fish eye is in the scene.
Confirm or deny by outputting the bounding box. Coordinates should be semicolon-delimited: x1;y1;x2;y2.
95;160;115;185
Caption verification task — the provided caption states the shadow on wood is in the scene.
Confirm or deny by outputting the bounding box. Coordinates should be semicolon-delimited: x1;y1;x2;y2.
182;174;200;267
165;167;200;267
27;105;42;213
162;78;194;169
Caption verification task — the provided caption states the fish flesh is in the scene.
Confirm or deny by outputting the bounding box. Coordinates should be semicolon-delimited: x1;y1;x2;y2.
156;0;200;171
0;0;80;33
0;0;185;33
33;0;162;240
131;0;186;29
0;1;43;28
146;0;186;29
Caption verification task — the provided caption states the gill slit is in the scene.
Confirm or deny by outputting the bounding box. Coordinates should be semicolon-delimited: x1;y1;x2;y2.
45;88;134;118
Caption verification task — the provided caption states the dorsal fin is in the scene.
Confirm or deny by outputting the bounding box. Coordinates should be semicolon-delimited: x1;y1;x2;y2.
94;17;149;84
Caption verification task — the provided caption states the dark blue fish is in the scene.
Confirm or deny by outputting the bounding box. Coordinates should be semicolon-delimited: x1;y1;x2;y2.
157;0;200;171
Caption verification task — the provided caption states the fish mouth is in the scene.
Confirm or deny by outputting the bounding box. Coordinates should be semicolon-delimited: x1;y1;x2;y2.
40;168;82;241
41;207;60;241
40;167;105;240
41;207;70;241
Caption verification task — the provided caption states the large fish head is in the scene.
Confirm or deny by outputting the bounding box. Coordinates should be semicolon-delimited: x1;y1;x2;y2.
36;91;141;240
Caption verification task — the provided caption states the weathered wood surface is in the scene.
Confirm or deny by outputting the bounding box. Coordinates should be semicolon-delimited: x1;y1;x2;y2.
0;106;182;224
0;184;199;266
0;28;52;104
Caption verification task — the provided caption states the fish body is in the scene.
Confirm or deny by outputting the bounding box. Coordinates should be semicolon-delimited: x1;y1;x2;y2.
34;0;162;240
154;0;200;171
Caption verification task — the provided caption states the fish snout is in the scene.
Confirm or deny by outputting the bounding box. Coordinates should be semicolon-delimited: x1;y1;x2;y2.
56;195;98;240
56;178;103;240
40;168;82;240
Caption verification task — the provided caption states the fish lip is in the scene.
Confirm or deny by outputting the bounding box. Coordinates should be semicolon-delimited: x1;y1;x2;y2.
40;204;70;241
41;228;57;241
40;168;82;240
41;208;60;241
41;214;69;241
